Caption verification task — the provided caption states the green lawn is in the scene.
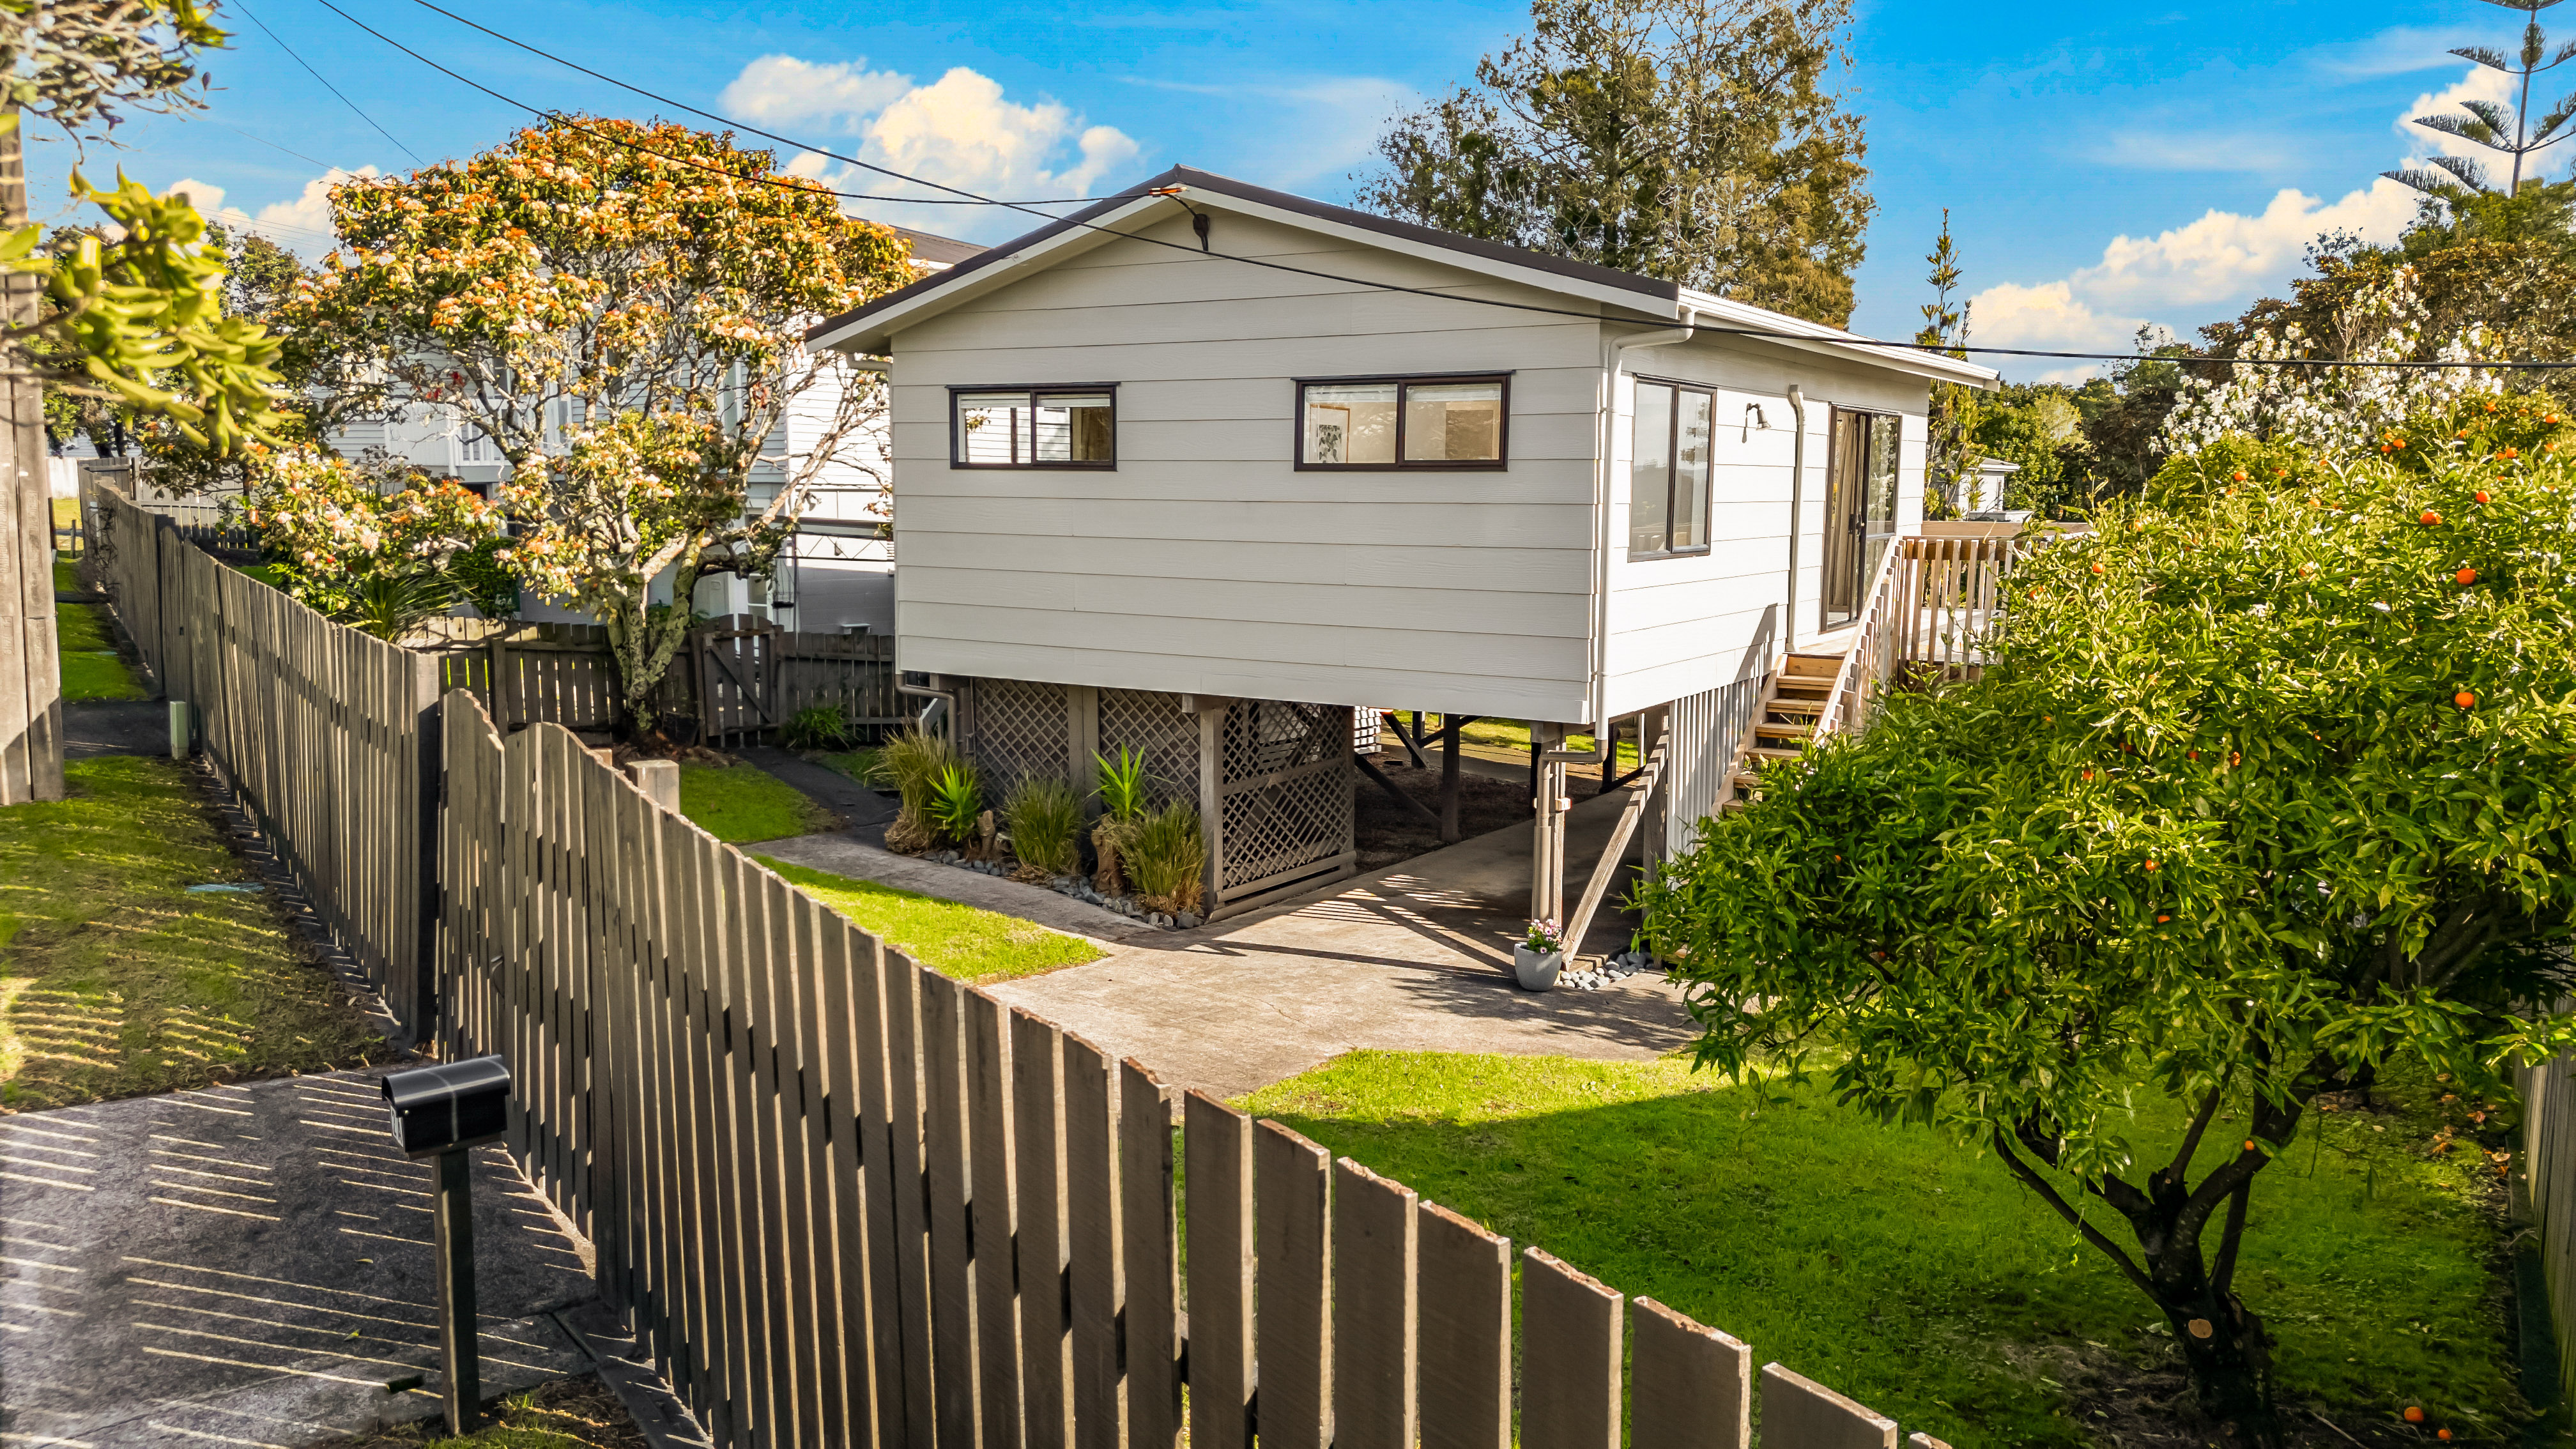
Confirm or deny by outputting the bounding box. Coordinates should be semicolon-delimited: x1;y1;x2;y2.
678;762;839;843
1387;712;1641;767
755;856;1103;984
0;756;392;1111
54;564;144;701
1243;1052;2517;1447
817;747;880;785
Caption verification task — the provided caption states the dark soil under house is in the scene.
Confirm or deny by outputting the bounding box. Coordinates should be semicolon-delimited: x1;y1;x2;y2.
1351;754;1608;873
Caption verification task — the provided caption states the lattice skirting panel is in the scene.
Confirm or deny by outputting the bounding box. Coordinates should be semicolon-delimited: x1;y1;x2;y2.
966;677;1073;804
1213;698;1354;910
1100;688;1200;811
951;677;1356;917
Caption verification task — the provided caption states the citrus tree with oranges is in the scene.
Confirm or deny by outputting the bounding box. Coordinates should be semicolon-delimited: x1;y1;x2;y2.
1640;393;2576;1441
284;117;916;734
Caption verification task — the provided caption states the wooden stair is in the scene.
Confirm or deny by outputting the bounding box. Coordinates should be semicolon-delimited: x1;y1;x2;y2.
1721;649;1846;808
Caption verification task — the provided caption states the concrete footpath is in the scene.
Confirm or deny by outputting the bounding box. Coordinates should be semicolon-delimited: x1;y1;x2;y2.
988;790;1694;1098
0;1070;601;1446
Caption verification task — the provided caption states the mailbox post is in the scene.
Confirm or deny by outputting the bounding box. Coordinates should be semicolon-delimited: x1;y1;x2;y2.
382;1056;512;1434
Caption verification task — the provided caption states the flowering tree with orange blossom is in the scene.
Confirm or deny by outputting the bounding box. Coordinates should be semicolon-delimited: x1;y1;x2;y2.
1639;394;2576;1442
282;117;916;734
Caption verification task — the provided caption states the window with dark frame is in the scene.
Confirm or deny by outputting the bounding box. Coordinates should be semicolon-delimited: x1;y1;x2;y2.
1628;380;1713;557
951;387;1117;468
1296;374;1508;468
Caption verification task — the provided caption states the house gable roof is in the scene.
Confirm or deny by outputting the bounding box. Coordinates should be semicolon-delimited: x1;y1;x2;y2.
807;165;1997;390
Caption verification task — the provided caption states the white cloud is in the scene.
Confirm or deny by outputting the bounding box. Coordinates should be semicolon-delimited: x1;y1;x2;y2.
167;167;376;260
1963;63;2500;376
719;55;912;132
721;56;1142;239
2071;180;2418;314
2395;62;2517;178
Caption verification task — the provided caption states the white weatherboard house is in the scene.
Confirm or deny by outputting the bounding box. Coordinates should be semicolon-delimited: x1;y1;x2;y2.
811;166;1999;924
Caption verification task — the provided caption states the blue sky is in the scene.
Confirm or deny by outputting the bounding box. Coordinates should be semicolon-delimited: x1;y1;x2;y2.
28;0;2541;379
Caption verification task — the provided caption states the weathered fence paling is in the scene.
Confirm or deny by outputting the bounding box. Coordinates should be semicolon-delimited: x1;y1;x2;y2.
96;480;1940;1449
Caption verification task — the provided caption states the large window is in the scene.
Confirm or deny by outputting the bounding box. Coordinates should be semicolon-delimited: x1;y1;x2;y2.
951;387;1117;468
1296;374;1507;469
1629;380;1713;556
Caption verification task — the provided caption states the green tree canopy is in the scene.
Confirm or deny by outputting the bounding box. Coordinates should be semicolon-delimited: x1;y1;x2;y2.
1356;0;1873;325
1640;394;2576;1438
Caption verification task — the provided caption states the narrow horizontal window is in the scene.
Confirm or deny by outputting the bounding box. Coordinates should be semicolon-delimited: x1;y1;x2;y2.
951;387;1117;468
1296;374;1510;470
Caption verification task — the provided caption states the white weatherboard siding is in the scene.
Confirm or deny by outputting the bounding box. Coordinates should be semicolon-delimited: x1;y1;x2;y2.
1600;341;1928;719
888;209;1603;721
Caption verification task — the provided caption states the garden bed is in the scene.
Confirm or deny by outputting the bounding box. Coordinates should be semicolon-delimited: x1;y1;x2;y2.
1244;1052;2526;1448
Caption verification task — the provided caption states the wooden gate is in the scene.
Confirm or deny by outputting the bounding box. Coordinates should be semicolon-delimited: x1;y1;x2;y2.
695;615;781;741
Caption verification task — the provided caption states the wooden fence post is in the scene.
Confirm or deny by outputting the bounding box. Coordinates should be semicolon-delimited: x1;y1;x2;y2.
1520;1248;1621;1449
1183;1091;1255;1449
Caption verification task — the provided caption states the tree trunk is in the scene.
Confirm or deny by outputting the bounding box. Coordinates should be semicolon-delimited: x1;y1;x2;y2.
1;108;66;804
2138;1220;2278;1441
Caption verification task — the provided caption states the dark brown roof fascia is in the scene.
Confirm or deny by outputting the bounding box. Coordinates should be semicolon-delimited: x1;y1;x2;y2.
805;164;1680;344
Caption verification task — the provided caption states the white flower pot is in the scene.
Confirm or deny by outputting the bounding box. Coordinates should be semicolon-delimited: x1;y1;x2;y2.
1514;944;1563;992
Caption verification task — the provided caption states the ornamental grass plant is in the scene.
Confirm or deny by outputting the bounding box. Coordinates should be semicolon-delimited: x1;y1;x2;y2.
868;728;958;854
1124;804;1206;917
1004;777;1085;878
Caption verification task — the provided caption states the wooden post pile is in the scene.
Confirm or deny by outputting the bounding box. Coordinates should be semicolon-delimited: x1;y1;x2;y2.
438;692;1949;1449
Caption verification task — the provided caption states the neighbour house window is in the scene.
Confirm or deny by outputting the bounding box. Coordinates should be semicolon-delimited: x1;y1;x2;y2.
1629;380;1714;556
1296;374;1507;468
951;387;1117;467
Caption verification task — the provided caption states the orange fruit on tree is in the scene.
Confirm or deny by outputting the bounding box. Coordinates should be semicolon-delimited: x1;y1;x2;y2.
2439;1430;2454;1441
2232;471;2247;482
2474;490;2491;503
2406;1407;2426;1423
2143;859;2159;872
2458;567;2478;585
2457;690;2478;710
2156;914;2170;923
2243;1139;2256;1151
2422;510;2444;526
2090;562;2104;575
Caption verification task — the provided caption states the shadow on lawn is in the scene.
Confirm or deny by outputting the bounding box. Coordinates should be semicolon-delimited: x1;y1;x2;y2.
1246;1054;2523;1448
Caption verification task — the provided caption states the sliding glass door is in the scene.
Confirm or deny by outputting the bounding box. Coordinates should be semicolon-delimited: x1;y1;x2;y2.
1820;408;1900;629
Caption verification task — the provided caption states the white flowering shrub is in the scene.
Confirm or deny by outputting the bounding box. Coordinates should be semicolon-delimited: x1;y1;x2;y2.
2159;266;2503;459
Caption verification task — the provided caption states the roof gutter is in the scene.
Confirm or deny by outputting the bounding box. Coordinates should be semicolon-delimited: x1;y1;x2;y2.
1551;309;1698;767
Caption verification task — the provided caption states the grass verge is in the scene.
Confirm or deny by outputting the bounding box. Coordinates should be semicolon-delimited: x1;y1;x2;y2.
678;763;839;843
755;856;1103;983
0;756;393;1111
1243;1052;2515;1447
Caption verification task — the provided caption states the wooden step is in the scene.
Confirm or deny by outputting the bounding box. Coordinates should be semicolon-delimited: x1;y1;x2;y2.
1765;696;1827;716
1781;653;1844;678
1754;719;1813;740
1745;745;1803;761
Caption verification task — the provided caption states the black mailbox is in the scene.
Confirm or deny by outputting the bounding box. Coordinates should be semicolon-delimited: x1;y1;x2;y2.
382;1056;512;1159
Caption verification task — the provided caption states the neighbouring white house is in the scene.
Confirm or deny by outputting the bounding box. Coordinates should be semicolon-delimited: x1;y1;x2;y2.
809;165;2001;922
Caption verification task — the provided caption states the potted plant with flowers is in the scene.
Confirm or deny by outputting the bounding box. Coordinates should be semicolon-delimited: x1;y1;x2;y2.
1515;918;1565;991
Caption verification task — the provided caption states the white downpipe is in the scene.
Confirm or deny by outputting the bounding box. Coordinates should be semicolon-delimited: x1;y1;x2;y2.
1784;384;1809;650
1555;310;1698;769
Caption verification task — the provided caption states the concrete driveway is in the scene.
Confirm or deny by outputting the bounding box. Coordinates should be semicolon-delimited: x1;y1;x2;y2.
987;790;1696;1098
0;1070;599;1446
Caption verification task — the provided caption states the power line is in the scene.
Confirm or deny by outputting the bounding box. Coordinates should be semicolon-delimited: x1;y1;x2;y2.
231;0;423;165
205;118;348;176
335;1;2576;373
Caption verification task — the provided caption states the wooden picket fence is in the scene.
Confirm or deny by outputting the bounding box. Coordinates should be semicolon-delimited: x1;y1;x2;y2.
95;484;1946;1449
90;484;441;1035
438;692;1945;1449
